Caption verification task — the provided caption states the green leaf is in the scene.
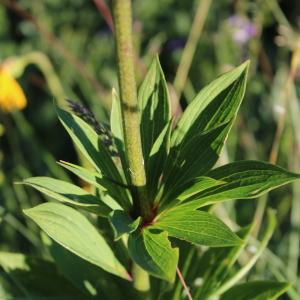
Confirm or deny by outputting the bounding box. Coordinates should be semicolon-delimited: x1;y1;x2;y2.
57;107;131;209
139;56;171;159
110;89;131;184
58;161;130;209
110;88;125;154
24;202;131;280
171;61;249;147
180;161;300;210
161;121;231;204
128;228;178;282
220;281;290;300
160;62;249;203
171;176;225;203
58;160;104;189
146;121;172;199
45;237;123;300
154;209;241;247
21;176;111;216
108;210;141;240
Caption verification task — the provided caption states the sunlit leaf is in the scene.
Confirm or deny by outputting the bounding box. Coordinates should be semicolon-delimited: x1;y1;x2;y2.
24;202;131;280
21;176;111;216
160;62;249;203
171;61;249;146
45;237;122;300
58;161;131;209
180;161;300;210
139;56;171;159
154;209;241;247
110;89;131;184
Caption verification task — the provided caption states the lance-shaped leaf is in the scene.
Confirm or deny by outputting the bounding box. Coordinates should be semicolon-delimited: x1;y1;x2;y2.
160;62;249;202
176;176;225;201
24;202;131;280
146;121;172;199
128;229;178;282
110;89;131;184
220;281;290;300
161;122;231;204
161;175;225;209
108;210;141;240
58;161;104;189
21;177;111;216
57;107;131;209
180;161;300;210
171;61;249;147
139;56;171;159
110;89;124;154
45;237;123;300
154;209;241;247
58;161;131;208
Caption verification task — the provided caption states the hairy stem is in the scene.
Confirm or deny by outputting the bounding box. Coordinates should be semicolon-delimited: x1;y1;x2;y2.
112;0;150;218
112;0;150;292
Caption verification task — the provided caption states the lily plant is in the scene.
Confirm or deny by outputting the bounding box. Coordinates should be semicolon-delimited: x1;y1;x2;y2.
21;0;299;299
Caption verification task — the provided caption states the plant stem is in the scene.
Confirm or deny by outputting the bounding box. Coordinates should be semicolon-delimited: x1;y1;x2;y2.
132;263;150;293
176;266;193;300
173;0;212;100
112;0;150;293
93;0;114;32
112;0;150;218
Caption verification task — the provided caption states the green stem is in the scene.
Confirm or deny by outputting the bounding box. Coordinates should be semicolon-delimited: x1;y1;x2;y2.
112;0;150;293
132;263;150;293
112;0;150;218
173;0;212;100
16;52;66;107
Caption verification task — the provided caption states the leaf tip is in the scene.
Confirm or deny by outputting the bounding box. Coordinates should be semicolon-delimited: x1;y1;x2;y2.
126;272;133;281
13;181;23;185
22;207;31;217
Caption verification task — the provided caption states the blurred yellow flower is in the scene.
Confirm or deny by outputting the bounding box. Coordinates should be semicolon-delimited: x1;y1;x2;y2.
0;67;27;112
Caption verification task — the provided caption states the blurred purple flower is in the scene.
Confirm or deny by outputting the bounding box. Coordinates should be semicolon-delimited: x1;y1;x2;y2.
227;15;257;45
